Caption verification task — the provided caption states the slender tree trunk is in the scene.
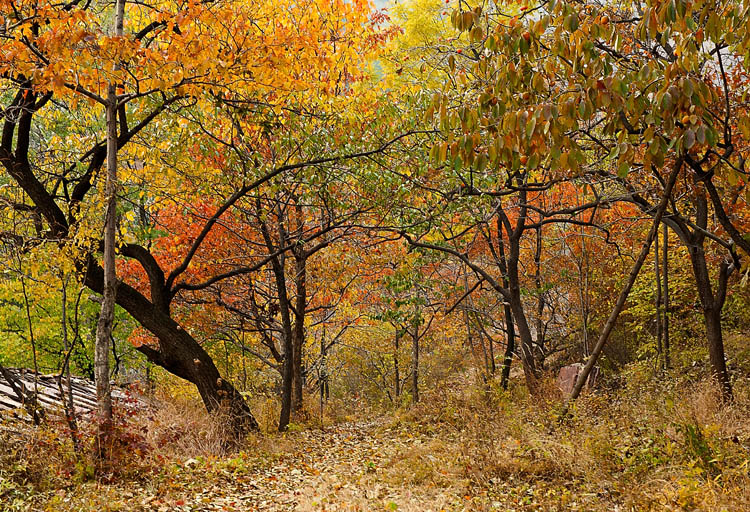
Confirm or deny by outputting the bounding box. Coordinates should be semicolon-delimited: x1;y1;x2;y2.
319;330;326;423
502;208;539;391
291;253;307;415
476;318;491;375
534;226;545;363
277;294;294;431
662;224;670;369
496;226;515;390
655;224;663;363
562;158;682;416
703;306;733;401
60;276;79;452
94;0;124;456
411;328;419;403
18;267;43;424
578;194;591;358
500;303;515;389
507;270;538;392
258;204;294;431
394;329;401;397
487;322;496;375
473;312;497;375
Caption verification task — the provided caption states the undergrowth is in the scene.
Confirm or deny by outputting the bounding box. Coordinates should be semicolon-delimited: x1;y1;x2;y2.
2;363;749;511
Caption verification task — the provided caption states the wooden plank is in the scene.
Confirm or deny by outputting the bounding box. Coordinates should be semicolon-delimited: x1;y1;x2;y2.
1;369;145;414
0;396;22;410
0;381;21;399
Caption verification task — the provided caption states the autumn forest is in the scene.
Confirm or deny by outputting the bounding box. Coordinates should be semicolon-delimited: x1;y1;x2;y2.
1;0;750;510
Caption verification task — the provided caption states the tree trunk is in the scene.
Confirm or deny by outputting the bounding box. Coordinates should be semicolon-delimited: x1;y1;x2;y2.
655;225;663;363
562;158;682;416
474;312;497;375
394;329;401;397
146;321;258;433
534;226;545;363
662;223;670;369
258;208;294;431
291;253;307;415
578;199;591;358
60;276;79;452
704;307;733;401
411;328;419;403
94;0;124;454
688;243;734;402
487;320;496;375
277;288;294;431
85;261;259;433
500;301;515;390
503;205;539;391
496;223;515;390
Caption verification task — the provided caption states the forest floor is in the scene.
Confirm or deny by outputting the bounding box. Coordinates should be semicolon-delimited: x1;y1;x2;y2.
6;417;520;511
3;368;750;511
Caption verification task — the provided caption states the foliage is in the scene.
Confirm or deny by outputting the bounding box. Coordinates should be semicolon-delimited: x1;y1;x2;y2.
1;0;750;507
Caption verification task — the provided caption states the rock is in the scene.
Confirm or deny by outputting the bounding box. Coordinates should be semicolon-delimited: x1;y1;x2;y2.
557;363;599;395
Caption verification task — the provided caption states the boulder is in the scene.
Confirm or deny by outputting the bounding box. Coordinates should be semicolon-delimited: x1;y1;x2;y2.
557;363;599;395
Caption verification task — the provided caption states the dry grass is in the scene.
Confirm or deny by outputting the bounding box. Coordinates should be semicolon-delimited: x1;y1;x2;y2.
388;366;750;511
2;362;749;511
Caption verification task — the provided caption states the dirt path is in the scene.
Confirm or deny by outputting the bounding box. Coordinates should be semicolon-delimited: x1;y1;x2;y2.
175;419;472;511
17;416;613;511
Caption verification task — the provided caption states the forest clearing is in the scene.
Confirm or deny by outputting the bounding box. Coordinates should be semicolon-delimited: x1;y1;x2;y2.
1;0;750;510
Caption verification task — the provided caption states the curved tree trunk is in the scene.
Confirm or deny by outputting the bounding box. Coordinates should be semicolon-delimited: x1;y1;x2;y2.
84;261;259;434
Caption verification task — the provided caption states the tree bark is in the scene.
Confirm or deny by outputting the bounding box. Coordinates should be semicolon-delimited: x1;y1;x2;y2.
506;259;538;392
500;302;515;390
704;306;733;400
59;276;80;452
94;0;124;454
272;260;294;431
291;252;307;415
85;261;259;433
394;329;401;397
411;327;419;403
496;220;515;390
562;158;682;416
534;226;546;363
662;223;670;369
487;319;496;375
499;197;539;392
655;224;663;362
688;243;734;402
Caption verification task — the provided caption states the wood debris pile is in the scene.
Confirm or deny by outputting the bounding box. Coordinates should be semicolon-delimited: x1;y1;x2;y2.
0;367;138;418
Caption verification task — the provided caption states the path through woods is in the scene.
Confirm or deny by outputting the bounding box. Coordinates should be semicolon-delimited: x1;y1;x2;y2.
24;416;609;511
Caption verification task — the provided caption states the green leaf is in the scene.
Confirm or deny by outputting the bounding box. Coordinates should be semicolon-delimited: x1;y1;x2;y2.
453;155;463;171
617;161;630;178
683;128;696;150
526;116;536;139
564;14;579;32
